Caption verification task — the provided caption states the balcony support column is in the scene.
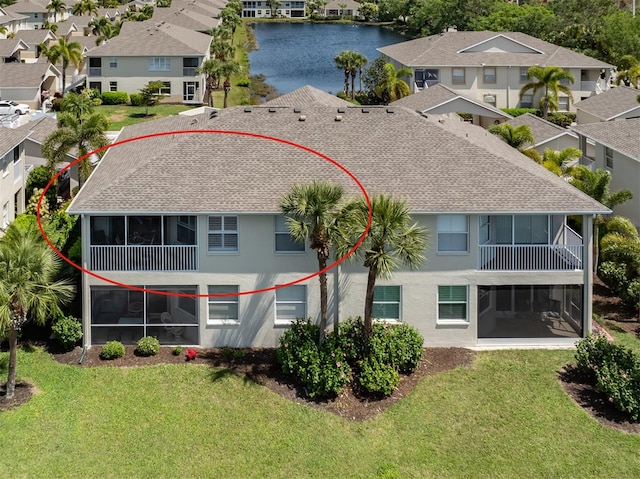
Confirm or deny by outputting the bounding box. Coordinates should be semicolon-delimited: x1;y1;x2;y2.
583;214;594;336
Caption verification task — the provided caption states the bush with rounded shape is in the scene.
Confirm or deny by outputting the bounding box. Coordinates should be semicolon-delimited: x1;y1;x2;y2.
52;315;83;350
358;355;399;397
135;336;160;356
100;340;125;360
172;346;183;356
130;93;144;106
101;91;130;105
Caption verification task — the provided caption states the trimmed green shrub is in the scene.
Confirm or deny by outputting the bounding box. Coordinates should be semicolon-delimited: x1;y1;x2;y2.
598;261;640;309
501;107;538;117
100;340;125;360
130;93;144;106
135;336;160;356
51;315;83;351
172;346;183;356
101;91;130;105
384;323;424;373
236;78;250;87
92;98;102;106
546;112;576;127
595;359;640;420
359;355;399;397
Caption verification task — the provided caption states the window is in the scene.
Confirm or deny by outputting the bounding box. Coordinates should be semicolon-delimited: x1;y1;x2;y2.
483;67;496;83
275;215;304;252
1;152;9;177
149;57;170;71
109;81;117;92
208;215;238;252
183;81;199;101
109;57;117;68
520;94;533;108
479;215;491;244
2;202;8;229
452;67;465;85
158;81;171;94
176;216;196;244
183;57;198;76
208;285;239;324
438;286;468;322
89;81;102;93
605;147;613;169
558;96;569;111
520;67;529;83
373;286;401;321
275;285;306;323
437;215;468;252
483;94;496;107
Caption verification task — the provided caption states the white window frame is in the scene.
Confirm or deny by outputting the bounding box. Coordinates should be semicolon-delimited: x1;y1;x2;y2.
2;202;9;229
275;215;305;253
207;215;238;253
158;81;171;95
479;215;491;245
483;66;496;84
109;81;117;92
275;285;306;324
149;57;171;71
605;147;613;169
558;96;570;111
437;285;468;324
109;57;117;68
208;285;240;325
437;215;469;253
373;285;402;322
520;67;529;83
520;94;533;108
452;67;465;85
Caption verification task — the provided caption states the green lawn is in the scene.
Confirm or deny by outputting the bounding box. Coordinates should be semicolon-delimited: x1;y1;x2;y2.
97;104;199;131
2;347;640;478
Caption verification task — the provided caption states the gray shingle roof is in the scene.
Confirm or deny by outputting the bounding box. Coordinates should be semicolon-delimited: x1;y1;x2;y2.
390;83;512;119
12;29;57;46
572;118;640;160
378;31;612;69
0;62;59;88
0;126;30;156
0;38;27;58
85;20;211;57
573;86;640;121
68;101;608;216
263;86;352;107
507;113;576;146
152;8;216;32
17;115;59;144
4;0;50;14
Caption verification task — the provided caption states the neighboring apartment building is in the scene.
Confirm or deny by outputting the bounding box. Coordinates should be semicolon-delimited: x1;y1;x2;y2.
0;127;28;234
378;31;613;112
0;62;60;109
241;0;306;18
84;21;211;104
4;0;72;30
573;86;640;124
572;118;640;228
0;7;28;38
67;92;607;350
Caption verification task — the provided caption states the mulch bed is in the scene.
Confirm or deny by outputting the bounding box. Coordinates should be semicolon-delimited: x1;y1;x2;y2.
0;382;36;413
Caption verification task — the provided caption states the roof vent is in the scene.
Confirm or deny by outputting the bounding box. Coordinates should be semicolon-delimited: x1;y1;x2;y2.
335;115;343;122
361;108;370;113
244;107;252;113
209;110;217;119
269;107;277;113
337;107;346;113
299;115;306;121
386;107;395;114
294;107;302;113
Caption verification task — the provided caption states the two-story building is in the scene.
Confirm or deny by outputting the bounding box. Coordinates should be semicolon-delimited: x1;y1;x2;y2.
241;0;306;18
4;0;72;30
0;127;28;234
378;31;613;113
67;91;608;350
84;21;211;103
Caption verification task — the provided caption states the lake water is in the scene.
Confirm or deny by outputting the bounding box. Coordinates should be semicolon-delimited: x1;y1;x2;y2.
248;23;406;95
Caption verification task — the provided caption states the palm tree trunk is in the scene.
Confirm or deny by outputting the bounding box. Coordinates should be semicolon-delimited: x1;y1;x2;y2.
350;71;356;100
317;252;328;344
5;327;18;400
363;265;377;341
223;78;231;108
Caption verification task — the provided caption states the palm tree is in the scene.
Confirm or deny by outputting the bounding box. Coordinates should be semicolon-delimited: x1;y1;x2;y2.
196;58;223;107
72;0;97;16
354;52;367;96
336;194;427;341
89;16;112;45
334;50;353;97
61;92;95;121
280;180;345;343
540;147;582;177
615;55;640;88
488;123;535;151
0;26;7;38
42;111;109;186
519;66;575;120
40;38;83;94
47;0;67;23
570;165;633;270
375;63;412;104
220;9;242;45
220;60;240;108
210;39;235;63
0;223;75;399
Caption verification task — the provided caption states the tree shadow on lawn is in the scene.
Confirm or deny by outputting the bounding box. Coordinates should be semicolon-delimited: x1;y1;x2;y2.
129;113;157;119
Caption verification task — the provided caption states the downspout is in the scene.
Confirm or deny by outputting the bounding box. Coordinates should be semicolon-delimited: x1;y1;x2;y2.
79;345;88;364
333;261;340;334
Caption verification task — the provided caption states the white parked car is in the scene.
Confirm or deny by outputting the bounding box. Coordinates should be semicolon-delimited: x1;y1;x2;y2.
0;100;30;115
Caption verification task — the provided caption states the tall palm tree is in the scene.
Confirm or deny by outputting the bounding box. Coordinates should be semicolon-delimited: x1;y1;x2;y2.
488;123;535;151
89;16;112;45
42;111;109;186
375;63;413;104
47;0;67;23
334;50;354;97
354;52;367;96
280;180;345;343
336;194;427;341
540;147;582;177
220;9;241;45
0;223;75;399
196;58;223;107
570;165;633;270
519;66;575;120
210;39;235;63
61;92;95;122
220;60;240;108
41;38;83;94
72;0;97;16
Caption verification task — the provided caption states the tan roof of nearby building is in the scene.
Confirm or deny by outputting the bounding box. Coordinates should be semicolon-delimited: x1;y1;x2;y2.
152;7;216;32
0;126;30;156
572;118;640;161
507;113;576;146
85;20;211;57
263;86;352;107
378;31;612;69
573;86;640;121
68;99;608;216
168;0;221;18
390;83;512;119
0;38;27;57
4;0;50;14
16;114;59;144
12;28;57;45
0;62;59;88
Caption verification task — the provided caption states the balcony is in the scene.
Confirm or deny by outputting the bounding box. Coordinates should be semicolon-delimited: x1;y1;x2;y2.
90;245;198;271
182;67;196;76
88;68;102;77
478;244;583;271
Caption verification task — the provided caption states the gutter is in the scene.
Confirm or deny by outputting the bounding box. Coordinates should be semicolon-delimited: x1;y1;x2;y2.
78;345;88;364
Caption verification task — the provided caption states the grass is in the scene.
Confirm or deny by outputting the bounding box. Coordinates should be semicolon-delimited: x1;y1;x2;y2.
2;347;640;478
97;104;198;130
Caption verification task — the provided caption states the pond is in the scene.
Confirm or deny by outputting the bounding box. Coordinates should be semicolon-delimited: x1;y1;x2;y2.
248;23;407;95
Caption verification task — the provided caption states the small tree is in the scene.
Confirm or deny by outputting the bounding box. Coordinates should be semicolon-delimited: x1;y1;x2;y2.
139;80;166;116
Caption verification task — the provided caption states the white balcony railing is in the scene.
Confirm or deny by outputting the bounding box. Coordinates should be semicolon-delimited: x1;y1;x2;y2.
90;245;198;271
478;244;583;271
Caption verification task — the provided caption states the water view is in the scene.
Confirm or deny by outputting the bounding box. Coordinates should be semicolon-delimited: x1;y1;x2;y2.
248;23;407;95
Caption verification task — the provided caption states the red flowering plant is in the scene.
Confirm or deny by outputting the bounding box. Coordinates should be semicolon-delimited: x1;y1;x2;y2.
185;348;198;361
